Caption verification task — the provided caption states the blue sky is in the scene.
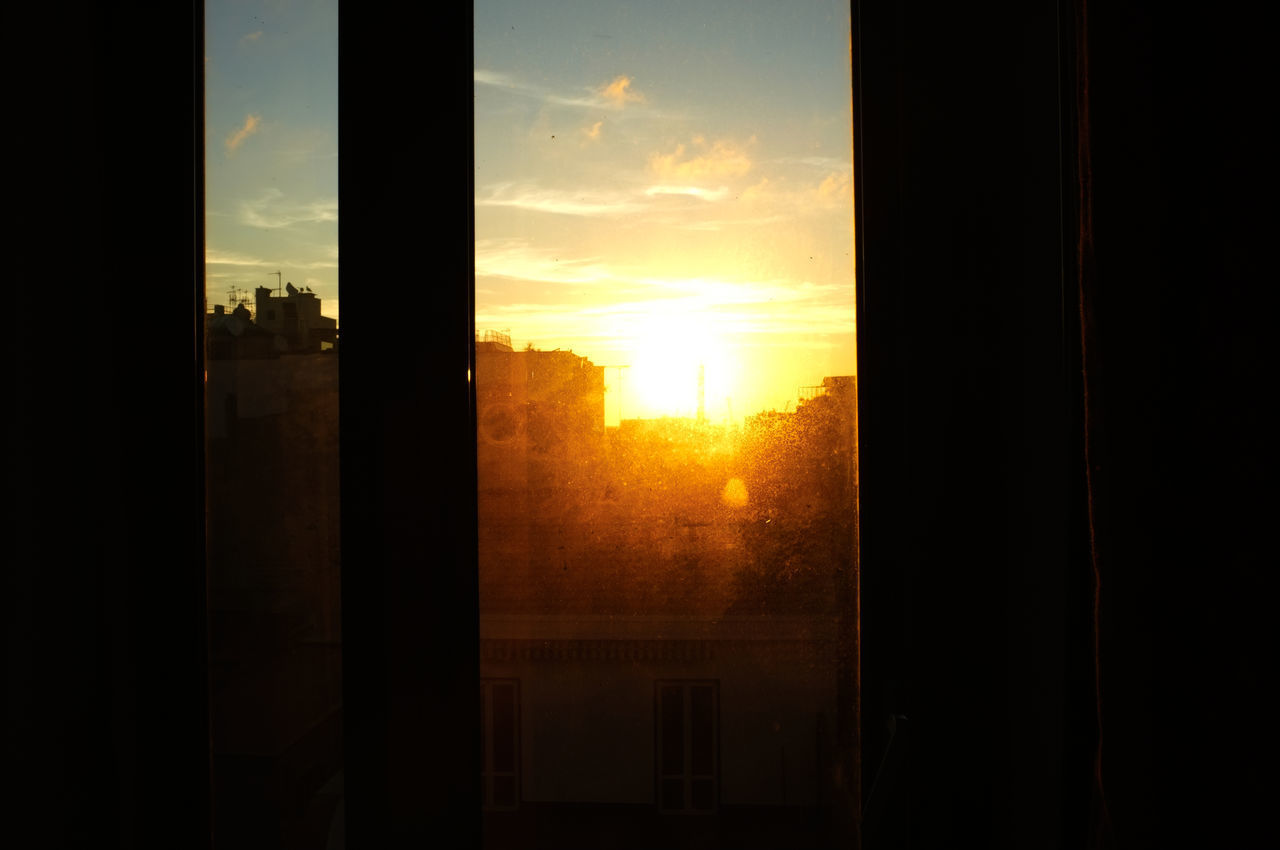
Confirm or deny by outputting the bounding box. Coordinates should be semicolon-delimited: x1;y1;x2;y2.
204;0;339;320
475;0;856;422
203;0;855;422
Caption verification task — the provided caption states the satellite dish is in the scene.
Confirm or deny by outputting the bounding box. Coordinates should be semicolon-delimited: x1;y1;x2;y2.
479;402;522;445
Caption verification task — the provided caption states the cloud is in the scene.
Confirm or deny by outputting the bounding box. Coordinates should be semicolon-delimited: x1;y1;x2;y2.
476;69;658;113
475;275;854;349
475;238;615;284
729;171;853;217
239;188;338;229
476;183;644;217
206;248;267;266
598;75;645;106
582;120;603;142
742;177;771;200
475;238;849;316
205;248;335;268
779;155;852;173
240;30;264;46
816;171;851;200
649;137;752;180
644;185;731;202
474;69;517;88
475;69;599;109
225;114;262;153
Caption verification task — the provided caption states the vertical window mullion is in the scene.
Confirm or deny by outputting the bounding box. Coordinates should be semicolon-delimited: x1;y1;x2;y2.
481;683;490;808
684;684;693;810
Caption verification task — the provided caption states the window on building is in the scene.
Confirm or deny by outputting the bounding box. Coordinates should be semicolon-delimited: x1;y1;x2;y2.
481;679;521;811
656;681;719;813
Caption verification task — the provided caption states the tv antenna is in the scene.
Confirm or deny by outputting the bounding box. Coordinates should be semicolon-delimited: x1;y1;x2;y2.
269;270;281;296
599;364;631;423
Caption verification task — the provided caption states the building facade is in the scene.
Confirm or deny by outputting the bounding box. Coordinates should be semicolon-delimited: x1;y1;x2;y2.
475;335;858;848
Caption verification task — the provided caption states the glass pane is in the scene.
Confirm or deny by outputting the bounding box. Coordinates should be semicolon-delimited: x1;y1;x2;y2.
661;685;685;776
493;683;517;772
690;686;714;776
663;778;686;812
481;686;490;772
476;0;857;845
493;776;518;809
691;778;715;812
204;1;342;847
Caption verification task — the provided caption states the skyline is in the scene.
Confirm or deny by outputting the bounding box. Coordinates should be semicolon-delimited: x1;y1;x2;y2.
204;0;339;321
475;0;857;424
203;0;855;425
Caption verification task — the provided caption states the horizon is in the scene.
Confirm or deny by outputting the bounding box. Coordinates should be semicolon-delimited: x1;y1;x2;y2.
475;0;857;426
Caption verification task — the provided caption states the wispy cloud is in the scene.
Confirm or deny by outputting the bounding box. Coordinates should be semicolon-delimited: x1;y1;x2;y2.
205;246;337;270
649;136;753;180
239;30;264;46
598;75;646;106
816;170;851;201
476;69;655;112
475;278;854;348
475;238;616;284
239;188;338;229
582;120;604;143
644;185;731;202
206;248;267;266
731;171;853;216
225;114;262;154
475;239;851;340
778;155;852;173
274;147;338;164
476;182;644;217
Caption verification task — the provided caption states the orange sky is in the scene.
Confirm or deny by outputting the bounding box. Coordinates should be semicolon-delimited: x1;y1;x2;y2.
475;1;856;425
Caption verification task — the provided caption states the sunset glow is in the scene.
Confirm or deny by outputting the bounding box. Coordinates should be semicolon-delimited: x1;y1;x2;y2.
475;0;856;425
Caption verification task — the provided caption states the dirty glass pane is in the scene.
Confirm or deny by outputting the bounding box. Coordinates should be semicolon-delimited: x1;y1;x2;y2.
475;1;857;846
203;2;343;847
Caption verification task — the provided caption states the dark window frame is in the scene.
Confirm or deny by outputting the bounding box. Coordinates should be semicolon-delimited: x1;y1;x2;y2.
338;2;1081;844
654;680;720;814
480;678;521;812
201;1;1096;846
22;0;1267;846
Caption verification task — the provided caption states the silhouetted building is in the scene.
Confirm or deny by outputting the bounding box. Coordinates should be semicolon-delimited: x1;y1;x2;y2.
206;303;279;360
253;284;338;353
476;337;858;847
204;338;342;847
206;285;338;359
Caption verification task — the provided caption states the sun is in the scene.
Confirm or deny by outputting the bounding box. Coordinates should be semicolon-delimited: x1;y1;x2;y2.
622;309;738;422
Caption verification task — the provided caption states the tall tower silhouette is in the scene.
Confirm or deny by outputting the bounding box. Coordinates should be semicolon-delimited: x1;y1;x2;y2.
697;363;706;423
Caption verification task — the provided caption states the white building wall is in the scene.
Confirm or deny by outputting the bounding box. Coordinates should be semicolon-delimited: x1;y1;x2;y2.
481;615;840;808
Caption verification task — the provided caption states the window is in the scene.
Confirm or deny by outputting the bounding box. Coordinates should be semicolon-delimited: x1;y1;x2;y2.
480;679;521;811
656;681;719;813
202;1;342;846
473;1;856;842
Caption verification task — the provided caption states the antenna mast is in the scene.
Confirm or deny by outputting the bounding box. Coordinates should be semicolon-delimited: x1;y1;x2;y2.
599;364;630;423
697;364;706;423
270;270;281;296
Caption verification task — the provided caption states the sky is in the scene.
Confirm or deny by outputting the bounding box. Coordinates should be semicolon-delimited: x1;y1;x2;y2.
475;0;856;425
204;0;339;322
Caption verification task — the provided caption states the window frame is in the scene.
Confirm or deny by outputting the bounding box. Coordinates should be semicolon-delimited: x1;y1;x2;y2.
654;680;720;815
479;678;521;812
